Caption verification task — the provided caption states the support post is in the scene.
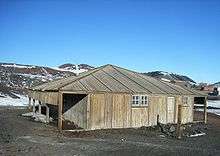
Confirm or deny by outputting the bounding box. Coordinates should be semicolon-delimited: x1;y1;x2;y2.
176;104;182;139
204;97;207;124
38;101;42;114
46;105;49;123
28;97;31;111
33;99;36;117
58;92;63;132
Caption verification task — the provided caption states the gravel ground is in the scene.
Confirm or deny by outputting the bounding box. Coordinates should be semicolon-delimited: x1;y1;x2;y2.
0;106;220;156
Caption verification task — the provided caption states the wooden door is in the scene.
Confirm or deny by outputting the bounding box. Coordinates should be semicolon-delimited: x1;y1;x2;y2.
167;97;175;123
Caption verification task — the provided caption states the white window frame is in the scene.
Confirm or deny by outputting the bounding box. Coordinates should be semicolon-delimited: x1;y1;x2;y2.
132;95;148;107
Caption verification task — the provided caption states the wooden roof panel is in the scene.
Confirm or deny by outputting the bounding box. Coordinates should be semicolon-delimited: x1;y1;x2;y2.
31;64;205;96
92;70;131;93
102;65;150;93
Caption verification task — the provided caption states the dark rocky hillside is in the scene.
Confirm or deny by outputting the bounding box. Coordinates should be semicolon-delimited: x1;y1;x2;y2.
144;71;196;84
0;62;94;98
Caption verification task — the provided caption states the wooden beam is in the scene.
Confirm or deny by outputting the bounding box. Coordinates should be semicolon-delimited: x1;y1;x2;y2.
28;97;31;111
38;101;42;114
204;97;207;124
86;94;91;129
58;92;63;132
46;104;49;123
176;104;182;139
33;99;36;117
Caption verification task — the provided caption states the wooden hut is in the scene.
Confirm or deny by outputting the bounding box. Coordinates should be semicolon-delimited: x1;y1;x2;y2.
28;64;207;131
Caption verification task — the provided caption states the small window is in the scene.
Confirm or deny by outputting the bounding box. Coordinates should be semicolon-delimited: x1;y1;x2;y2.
182;96;189;105
132;95;148;106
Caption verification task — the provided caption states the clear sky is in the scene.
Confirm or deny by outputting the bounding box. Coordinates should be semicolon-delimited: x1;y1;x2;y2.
0;0;219;83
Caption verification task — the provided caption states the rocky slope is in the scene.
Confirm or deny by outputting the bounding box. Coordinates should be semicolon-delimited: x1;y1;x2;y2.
144;71;196;84
0;62;94;98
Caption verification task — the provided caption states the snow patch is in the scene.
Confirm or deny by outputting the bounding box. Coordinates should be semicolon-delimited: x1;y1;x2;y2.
52;67;88;75
194;100;220;116
17;73;53;80
22;112;34;117
0;94;28;106
1;64;35;69
161;78;171;82
34;113;53;123
22;112;53;123
189;132;206;137
207;100;220;108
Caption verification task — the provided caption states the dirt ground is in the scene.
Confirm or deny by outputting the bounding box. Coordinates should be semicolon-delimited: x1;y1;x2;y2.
0;107;220;156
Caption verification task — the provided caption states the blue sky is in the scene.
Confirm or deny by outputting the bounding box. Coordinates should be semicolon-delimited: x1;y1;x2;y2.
0;0;219;83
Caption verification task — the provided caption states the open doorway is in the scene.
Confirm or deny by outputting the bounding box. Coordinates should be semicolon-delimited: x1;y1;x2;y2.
62;93;88;130
193;97;206;122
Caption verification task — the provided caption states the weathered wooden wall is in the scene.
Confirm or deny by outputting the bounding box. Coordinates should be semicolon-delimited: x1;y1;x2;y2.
89;93;132;130
181;96;194;124
148;95;167;126
63;95;88;129
28;90;58;105
131;107;148;127
88;93;194;130
88;93;174;130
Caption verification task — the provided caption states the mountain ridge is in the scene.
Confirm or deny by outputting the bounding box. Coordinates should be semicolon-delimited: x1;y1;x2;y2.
0;62;198;99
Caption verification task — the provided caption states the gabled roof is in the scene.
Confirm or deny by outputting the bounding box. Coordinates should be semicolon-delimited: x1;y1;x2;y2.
31;64;206;96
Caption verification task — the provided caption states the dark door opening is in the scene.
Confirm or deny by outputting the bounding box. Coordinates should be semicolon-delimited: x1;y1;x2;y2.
194;97;206;122
62;93;87;130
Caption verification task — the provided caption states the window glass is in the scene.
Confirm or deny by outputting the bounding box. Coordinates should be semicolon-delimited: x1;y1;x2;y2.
132;95;148;106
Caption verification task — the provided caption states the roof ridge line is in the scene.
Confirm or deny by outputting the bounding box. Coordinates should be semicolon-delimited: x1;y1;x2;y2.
34;75;77;91
111;64;181;95
110;65;171;94
111;65;153;94
57;64;109;90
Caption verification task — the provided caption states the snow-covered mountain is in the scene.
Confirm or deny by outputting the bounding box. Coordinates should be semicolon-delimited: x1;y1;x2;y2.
211;82;220;87
0;62;94;99
0;62;198;106
144;71;196;85
54;63;94;75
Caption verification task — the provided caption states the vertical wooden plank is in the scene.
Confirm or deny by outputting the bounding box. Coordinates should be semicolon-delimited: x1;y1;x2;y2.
89;94;105;129
46;105;49;123
173;96;177;123
112;94;124;128
86;94;91;129
38;101;41;114
124;94;131;127
177;104;182;139
58;92;63;132
204;97;207;124
28;97;31;110
33;99;36;117
104;93;113;129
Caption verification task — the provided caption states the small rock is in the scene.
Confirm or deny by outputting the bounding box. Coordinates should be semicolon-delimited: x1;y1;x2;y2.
169;126;175;133
159;134;165;138
121;138;126;142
